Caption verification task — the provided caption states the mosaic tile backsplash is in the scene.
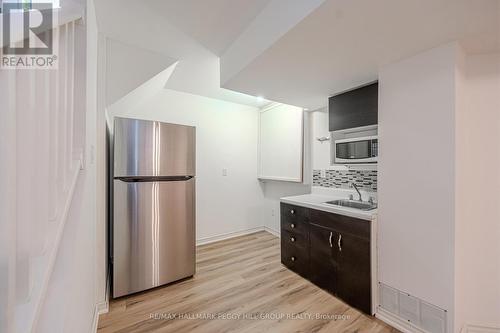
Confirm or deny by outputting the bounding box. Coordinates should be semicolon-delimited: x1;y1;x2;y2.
313;169;377;191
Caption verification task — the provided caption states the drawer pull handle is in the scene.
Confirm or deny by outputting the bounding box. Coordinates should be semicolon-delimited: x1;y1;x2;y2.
290;209;295;215
338;234;342;252
290;223;295;229
290;237;296;242
329;232;333;248
291;256;296;262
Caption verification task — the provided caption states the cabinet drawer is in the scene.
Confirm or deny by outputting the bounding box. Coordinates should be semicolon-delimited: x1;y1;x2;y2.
281;242;308;277
281;203;309;236
281;229;308;250
281;203;309;220
310;209;370;240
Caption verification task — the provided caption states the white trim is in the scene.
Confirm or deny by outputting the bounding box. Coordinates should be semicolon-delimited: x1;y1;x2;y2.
96;290;109;315
91;304;99;333
330;124;378;134
376;307;429;333
91;299;109;333
91;289;109;333
196;227;268;246
334;157;378;164
257;176;303;183
371;216;378;315
259;101;282;113
263;226;280;238
96;300;109;315
334;135;378;144
462;323;500;333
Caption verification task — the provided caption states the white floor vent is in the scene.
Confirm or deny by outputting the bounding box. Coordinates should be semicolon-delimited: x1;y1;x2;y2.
378;283;447;333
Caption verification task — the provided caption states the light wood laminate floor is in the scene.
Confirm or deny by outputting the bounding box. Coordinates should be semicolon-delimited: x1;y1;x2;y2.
98;231;398;333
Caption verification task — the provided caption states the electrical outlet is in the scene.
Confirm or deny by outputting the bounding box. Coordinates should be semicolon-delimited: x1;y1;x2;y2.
222;168;228;176
271;209;275;216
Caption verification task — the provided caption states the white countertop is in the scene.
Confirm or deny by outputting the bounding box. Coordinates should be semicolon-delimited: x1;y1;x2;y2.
280;187;377;221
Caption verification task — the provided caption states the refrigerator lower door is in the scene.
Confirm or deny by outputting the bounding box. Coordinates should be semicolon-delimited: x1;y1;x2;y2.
112;178;195;298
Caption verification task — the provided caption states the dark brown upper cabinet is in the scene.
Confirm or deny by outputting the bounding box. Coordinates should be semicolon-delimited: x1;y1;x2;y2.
328;82;378;132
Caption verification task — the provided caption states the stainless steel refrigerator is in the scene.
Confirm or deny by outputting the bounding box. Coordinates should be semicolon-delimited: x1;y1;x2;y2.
111;117;196;298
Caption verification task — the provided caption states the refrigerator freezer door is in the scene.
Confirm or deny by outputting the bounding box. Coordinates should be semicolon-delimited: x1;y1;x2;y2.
113;117;196;178
112;178;195;298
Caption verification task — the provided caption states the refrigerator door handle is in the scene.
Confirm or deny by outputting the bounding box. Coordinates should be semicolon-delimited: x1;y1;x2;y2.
114;176;194;183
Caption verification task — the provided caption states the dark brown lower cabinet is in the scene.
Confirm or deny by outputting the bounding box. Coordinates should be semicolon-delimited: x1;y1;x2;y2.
309;223;338;293
280;202;372;315
336;232;371;314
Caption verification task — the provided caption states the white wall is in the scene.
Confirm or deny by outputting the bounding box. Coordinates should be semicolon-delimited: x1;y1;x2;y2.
378;43;458;331
107;89;266;241
260;181;311;234
455;53;500;330
311;109;330;170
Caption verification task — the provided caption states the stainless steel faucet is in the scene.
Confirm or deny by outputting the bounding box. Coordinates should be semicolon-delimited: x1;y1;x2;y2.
351;183;362;202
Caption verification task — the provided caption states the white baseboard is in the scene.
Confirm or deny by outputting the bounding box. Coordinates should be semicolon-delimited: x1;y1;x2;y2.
196;226;280;246
91;299;109;333
91;305;99;333
92;276;109;333
97;299;109;314
263;226;280;237
376;308;428;333
463;323;500;333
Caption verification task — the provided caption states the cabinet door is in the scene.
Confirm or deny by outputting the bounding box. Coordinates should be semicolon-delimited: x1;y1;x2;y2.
336;232;371;314
328;82;378;131
258;104;303;182
309;224;338;294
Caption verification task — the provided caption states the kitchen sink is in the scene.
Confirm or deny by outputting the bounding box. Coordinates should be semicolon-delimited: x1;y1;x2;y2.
324;199;377;211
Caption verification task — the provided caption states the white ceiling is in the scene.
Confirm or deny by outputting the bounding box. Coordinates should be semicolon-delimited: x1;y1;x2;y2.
94;0;270;107
221;0;500;110
94;0;500;110
145;0;272;56
106;39;177;106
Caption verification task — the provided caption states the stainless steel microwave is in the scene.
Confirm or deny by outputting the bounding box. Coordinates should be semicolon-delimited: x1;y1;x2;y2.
334;135;378;164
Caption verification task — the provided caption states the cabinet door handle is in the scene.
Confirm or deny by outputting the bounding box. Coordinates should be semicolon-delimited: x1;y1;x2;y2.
291;256;296;262
290;209;295;215
290;223;295;229
338;234;342;252
290;236;296;242
329;232;333;248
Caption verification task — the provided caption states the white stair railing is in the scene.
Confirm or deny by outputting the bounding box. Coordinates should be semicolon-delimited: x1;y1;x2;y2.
0;10;84;333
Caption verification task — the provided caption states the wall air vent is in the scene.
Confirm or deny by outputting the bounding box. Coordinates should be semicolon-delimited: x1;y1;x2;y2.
378;283;447;333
